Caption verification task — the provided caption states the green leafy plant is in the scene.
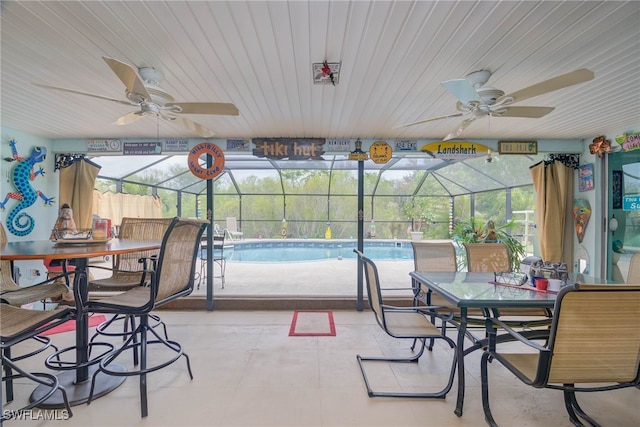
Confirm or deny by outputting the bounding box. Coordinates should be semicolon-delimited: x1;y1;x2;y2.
402;198;434;232
452;217;525;271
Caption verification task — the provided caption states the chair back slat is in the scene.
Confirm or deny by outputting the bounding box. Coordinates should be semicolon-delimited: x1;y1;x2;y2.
411;241;457;272
154;218;208;302
464;242;510;272
111;217;173;283
547;284;640;384
355;250;386;328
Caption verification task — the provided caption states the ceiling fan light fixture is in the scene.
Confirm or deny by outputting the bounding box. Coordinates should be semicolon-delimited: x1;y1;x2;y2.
140;103;160;115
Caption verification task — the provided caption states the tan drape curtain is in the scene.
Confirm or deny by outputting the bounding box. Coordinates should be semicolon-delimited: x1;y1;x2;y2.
59;158;101;230
92;191;163;226
530;161;574;266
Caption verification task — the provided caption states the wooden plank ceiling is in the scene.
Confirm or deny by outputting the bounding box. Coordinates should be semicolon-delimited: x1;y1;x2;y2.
1;0;638;143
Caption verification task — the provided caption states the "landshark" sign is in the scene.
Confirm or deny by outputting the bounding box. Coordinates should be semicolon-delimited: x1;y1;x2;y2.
420;141;489;159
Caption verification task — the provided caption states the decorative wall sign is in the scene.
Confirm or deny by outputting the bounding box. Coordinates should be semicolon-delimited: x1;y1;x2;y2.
623;195;640;211
164;139;189;152
612;170;623;209
227;139;250;151
498;140;538;155
578;164;594;192
122;142;162;155
252;138;325;160
589;136;611;157
394;139;418;151
188;142;225;180
348;139;368;161
326;138;351;151
369;141;392;164
1;139;53;236
420;141;489;160
572;199;591;243
87;139;121;152
616;132;640;152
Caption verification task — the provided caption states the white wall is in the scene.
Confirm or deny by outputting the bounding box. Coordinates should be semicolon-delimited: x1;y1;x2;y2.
1;126;57;285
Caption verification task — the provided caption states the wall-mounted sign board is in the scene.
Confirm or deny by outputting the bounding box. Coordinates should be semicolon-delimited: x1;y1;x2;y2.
252;138;325;160
498;141;538;155
623;195;640;211
369;141;392;164
123;142;162;155
87;139;121;152
420;141;489;160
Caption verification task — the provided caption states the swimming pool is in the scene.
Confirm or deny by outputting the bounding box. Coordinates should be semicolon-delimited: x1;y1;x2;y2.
226;240;414;262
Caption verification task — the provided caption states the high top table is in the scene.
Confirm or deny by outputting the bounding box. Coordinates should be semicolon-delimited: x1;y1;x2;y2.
0;238;161;408
409;271;614;417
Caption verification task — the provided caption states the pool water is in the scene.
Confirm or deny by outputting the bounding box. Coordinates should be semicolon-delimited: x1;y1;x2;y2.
227;241;414;262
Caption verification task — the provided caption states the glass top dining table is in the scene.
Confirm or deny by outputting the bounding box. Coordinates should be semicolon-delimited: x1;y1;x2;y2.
0;238;161;408
409;270;615;417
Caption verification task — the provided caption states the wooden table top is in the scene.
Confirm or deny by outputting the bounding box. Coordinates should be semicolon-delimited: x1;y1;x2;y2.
0;239;161;261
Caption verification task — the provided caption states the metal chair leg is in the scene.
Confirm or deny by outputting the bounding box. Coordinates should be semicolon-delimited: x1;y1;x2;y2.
89;313;193;418
357;335;456;399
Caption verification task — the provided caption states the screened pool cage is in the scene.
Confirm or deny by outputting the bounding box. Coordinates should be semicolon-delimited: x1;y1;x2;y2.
90;151;542;246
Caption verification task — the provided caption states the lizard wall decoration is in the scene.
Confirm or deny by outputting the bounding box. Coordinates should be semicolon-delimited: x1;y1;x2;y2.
0;138;55;236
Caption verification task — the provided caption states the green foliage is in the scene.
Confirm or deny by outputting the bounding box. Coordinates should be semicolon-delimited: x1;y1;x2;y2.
452;217;525;271
401;197;435;231
94;160;536;242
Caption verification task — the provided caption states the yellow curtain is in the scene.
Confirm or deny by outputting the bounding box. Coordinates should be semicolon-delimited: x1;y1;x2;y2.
59;158;101;230
530;161;574;265
92;191;163;226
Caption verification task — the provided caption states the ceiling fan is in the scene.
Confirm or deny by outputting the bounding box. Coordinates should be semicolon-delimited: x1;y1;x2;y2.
32;56;239;138
394;68;594;140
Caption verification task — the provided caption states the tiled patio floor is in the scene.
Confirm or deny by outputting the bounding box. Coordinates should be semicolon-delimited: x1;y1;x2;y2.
3;309;639;426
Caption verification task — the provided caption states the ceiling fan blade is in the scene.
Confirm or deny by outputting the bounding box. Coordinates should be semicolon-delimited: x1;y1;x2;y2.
165;116;216;138
498;68;594;104
443;118;475;141
165;102;239;116
497;106;555;118
393;112;463;129
113;111;144;126
441;78;483;105
102;56;151;101
32;83;136;106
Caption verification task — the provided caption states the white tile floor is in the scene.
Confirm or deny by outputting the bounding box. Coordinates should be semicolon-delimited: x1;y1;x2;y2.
3;309;639;427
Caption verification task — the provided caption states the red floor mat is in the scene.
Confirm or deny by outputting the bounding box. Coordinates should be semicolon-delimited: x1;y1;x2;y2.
288;310;336;336
39;315;107;336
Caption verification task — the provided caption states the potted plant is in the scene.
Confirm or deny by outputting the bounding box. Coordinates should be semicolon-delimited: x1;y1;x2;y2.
452;217;525;271
402;198;434;240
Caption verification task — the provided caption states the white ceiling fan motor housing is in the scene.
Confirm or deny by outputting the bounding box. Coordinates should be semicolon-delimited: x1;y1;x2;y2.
476;86;504;105
466;70;491;87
